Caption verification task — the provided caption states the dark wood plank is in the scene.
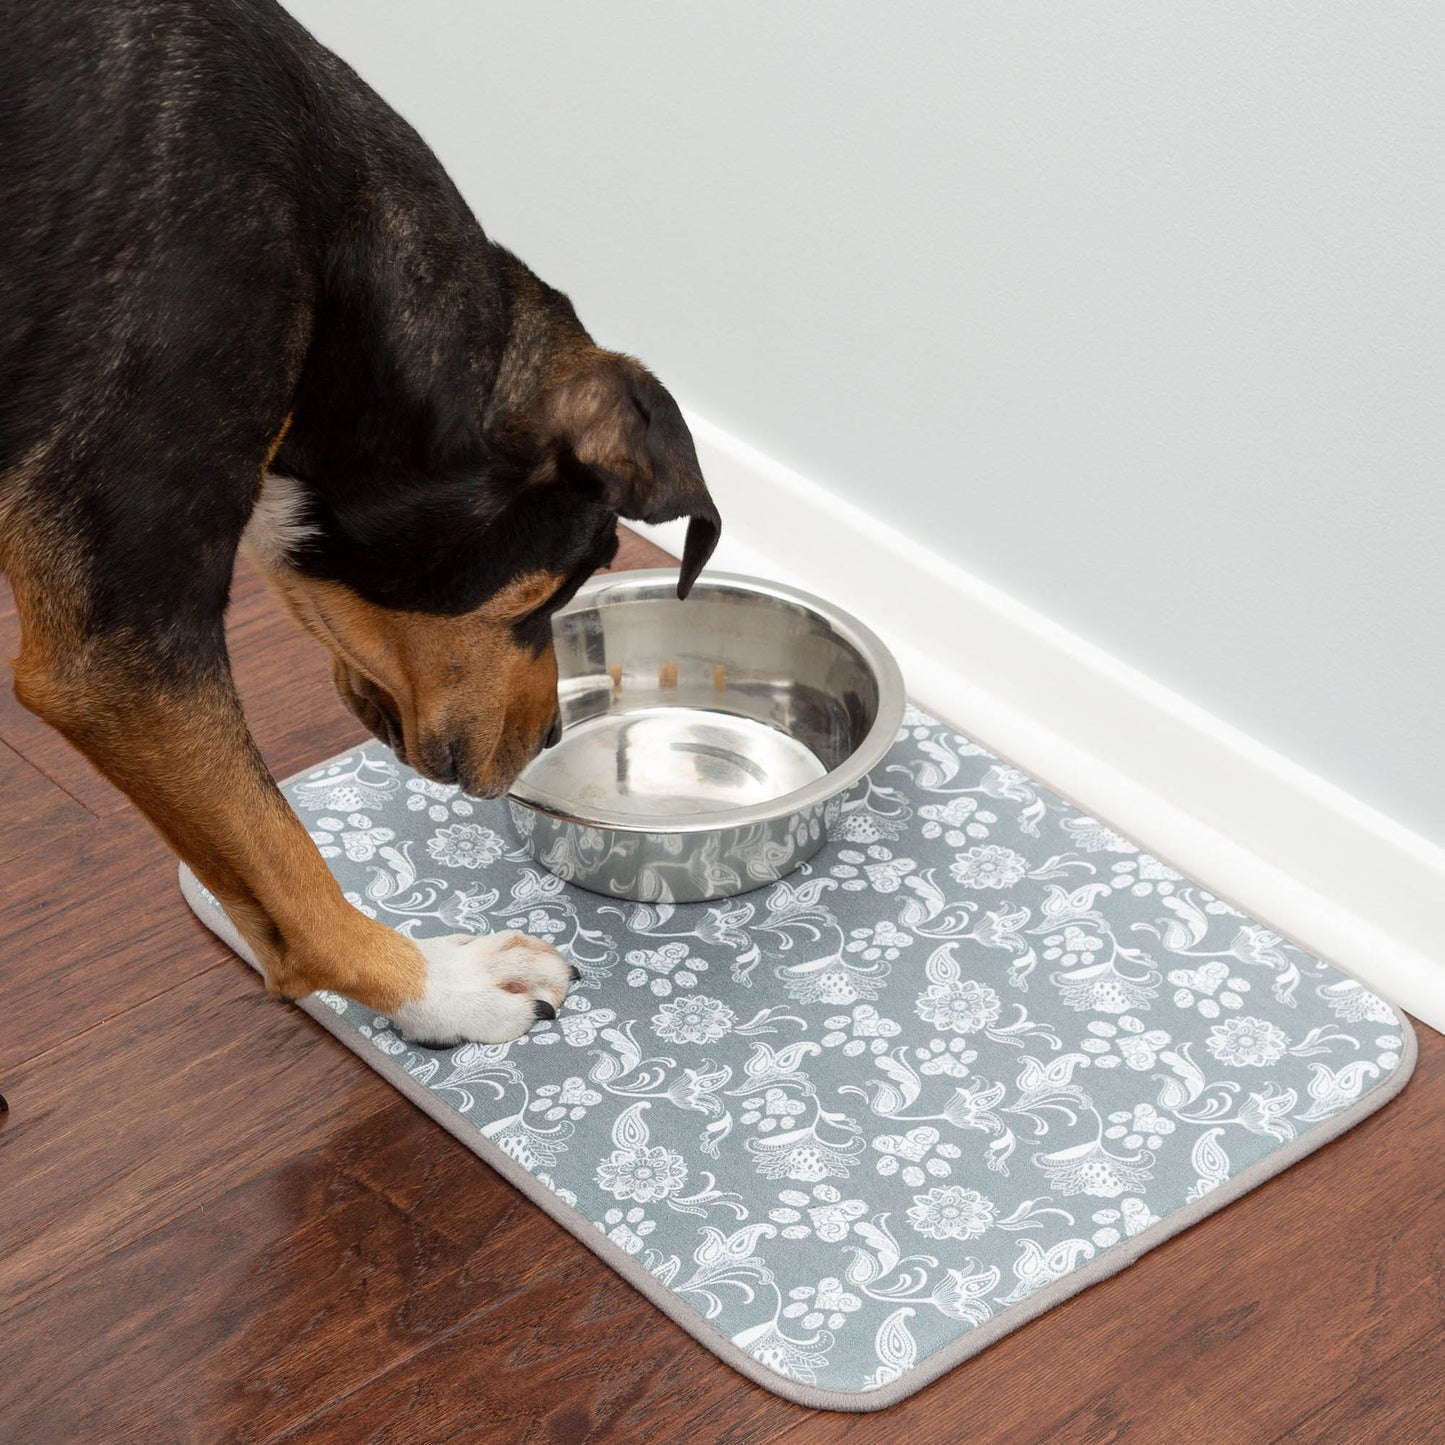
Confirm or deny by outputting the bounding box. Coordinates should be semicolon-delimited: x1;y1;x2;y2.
1277;1330;1445;1443
0;807;218;1068
4;1115;800;1445
0;735;92;864
0;966;387;1315
261;1297;798;1445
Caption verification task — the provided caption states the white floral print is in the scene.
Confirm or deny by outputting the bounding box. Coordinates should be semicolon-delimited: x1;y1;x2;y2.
427;822;506;869
907;1186;997;1241
1206;1015;1290;1067
257;709;1409;1400
597;1144;689;1203
949;845;1028;890
1034;1139;1155;1198
915;978;1002;1033
1318;979;1397;1024
652;995;736;1045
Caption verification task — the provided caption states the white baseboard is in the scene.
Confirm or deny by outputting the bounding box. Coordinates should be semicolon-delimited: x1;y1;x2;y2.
633;412;1445;1036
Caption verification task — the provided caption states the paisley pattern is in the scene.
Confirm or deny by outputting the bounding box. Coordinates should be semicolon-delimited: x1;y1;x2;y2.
216;707;1410;1396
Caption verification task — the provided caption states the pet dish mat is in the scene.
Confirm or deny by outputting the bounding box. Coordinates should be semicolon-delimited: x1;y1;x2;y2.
181;705;1414;1410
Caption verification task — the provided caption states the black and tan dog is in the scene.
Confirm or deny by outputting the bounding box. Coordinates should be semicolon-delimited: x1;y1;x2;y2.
0;0;719;1045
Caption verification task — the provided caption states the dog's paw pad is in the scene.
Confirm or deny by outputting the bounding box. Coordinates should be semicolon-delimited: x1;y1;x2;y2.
395;931;575;1046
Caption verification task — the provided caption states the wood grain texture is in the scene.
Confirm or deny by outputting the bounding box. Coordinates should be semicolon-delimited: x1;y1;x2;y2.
3;531;1443;1444
0;736;92;864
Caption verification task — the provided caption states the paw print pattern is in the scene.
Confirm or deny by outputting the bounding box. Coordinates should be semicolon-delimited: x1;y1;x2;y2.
741;1088;806;1131
873;1126;963;1186
919;795;997;847
830;846;917;893
1080;1015;1171;1070
1169;962;1250;1018
599;1206;656;1255
783;1276;863;1332
406;776;475;820
530;1076;603;1122
1090;1197;1160;1247
273;705;1407;1399
911;1037;979;1077
1108;856;1182;896
845;922;913;962
821;1005;902;1056
1042;926;1103;968
624;942;703;997
312;814;395;862
1105;1104;1174;1150
769;1184;868;1242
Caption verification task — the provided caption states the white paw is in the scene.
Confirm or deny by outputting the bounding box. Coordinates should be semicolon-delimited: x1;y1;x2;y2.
393;931;578;1046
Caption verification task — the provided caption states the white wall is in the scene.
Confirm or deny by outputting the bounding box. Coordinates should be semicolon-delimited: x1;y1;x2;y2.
287;1;1445;849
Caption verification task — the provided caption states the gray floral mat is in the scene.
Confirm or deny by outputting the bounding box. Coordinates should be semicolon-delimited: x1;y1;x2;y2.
180;704;1414;1410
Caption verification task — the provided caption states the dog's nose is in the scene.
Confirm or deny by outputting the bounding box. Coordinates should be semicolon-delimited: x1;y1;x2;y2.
543;712;563;750
425;739;459;784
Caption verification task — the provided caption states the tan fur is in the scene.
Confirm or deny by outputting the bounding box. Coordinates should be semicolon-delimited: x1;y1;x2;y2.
2;493;560;1018
257;565;562;796
6;573;427;1009
264;411;294;469
0;479;92;663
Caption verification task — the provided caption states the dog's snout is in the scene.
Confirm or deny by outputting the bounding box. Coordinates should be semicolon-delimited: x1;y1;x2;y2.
421;737;459;785
543;711;563;750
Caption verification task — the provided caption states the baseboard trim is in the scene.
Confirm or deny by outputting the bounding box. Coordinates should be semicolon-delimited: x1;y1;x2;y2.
632;411;1445;1036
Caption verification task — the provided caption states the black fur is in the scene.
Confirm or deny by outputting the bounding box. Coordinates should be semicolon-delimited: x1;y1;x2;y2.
0;0;717;673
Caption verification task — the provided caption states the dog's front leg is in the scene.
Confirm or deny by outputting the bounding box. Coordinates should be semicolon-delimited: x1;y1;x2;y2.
11;630;572;1045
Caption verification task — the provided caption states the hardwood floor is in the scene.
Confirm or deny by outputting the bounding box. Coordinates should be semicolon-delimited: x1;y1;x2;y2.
3;532;1443;1444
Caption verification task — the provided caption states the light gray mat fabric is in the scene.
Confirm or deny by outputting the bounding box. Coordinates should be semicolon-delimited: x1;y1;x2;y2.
180;705;1415;1410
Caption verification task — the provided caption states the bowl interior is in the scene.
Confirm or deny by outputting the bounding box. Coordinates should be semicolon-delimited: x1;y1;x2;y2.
511;573;892;828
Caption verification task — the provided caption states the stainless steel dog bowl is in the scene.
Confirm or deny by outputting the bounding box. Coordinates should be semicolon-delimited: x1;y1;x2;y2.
506;570;905;902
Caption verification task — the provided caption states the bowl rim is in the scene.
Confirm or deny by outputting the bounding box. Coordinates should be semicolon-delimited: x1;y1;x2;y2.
506;568;906;835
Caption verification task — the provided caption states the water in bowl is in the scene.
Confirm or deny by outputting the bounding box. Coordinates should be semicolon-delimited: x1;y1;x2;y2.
520;705;827;819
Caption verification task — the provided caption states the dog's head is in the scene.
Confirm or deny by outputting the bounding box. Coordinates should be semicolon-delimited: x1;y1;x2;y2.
249;350;719;798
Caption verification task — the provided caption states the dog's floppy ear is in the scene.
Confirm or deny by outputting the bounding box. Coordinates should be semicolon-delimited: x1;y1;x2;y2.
545;354;721;598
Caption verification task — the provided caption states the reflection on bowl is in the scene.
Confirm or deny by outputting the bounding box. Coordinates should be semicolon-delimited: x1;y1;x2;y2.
506;570;905;902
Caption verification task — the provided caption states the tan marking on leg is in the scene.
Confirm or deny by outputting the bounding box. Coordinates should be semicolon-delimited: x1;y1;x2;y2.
7;582;425;1011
